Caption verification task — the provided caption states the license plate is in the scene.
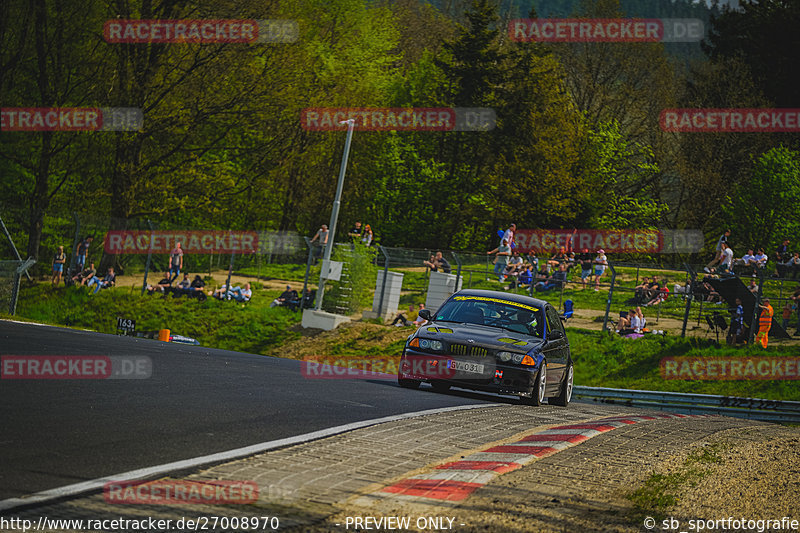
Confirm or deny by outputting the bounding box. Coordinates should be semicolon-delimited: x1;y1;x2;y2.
448;360;484;374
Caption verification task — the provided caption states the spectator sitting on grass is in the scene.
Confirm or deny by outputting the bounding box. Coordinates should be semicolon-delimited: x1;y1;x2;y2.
748;279;759;295
271;285;297;308
189;275;206;298
391;304;415;327
80;263;99;287
147;272;173;295
633;277;651;301
413;303;428;327
704;229;731;273
773;239;791;277
535;262;567;292
711;242;734;275
644;282;669;306
736;249;758;275
210;284;229;300
89;267;115;294
514;264;534;290
753;247;768;269
226;282;252;302
423;251;451;274
547;246;568;268
171;273;204;299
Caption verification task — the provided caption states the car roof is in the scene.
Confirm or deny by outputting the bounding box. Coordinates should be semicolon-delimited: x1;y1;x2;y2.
449;289;550;310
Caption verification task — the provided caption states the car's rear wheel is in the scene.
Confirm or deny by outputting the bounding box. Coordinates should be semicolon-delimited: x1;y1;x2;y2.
398;377;421;389
549;363;573;407
522;364;546;406
430;380;451;392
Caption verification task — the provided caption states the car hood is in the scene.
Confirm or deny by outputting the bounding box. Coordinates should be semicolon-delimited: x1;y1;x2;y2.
422;322;544;351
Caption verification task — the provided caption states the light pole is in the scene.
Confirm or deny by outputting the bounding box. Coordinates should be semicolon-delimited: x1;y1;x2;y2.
315;119;356;311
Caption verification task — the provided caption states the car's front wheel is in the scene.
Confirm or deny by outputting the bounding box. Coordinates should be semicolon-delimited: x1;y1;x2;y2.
549;363;573;407
522;364;546;406
398;377;421;389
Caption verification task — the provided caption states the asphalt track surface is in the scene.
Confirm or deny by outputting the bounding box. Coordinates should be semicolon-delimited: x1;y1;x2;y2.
0;320;498;501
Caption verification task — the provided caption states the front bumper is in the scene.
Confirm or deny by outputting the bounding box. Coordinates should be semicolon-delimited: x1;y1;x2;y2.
399;349;538;395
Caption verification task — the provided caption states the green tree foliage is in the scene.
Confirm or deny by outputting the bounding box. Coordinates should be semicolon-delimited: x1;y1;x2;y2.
585;120;667;229
722;146;800;251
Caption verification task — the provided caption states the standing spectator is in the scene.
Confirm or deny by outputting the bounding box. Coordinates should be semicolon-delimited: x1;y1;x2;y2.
577;248;593;289
487;239;511;282
310;224;329;261
361;224;373;246
788;252;800;280
169;242;184;282
728;297;744;345
501;224;516;249
52;246;66;286
782;301;793;331
348;221;362;240
593;249;608;291
791;286;800;335
756;298;773;348
75;236;93;271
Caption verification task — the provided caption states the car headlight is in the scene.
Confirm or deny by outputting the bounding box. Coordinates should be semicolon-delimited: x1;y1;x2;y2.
497;351;512;362
430;340;443;351
512;353;525;364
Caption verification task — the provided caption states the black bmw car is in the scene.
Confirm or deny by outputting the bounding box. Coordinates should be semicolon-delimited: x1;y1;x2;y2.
397;289;573;406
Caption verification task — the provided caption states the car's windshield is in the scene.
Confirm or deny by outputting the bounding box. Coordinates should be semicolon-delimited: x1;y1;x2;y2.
434;295;544;338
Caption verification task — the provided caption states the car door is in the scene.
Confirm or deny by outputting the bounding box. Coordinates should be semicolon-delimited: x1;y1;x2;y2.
544;305;568;392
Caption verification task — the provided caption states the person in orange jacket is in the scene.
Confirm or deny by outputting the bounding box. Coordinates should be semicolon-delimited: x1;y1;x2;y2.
756;298;773;348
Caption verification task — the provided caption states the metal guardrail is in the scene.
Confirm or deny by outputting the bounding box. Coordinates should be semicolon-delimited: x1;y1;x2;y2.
573;386;800;424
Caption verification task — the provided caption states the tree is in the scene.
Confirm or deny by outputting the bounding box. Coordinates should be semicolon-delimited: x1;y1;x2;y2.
722;146;800;251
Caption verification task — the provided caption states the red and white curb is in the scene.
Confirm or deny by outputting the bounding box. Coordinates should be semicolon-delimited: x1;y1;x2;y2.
353;413;712;507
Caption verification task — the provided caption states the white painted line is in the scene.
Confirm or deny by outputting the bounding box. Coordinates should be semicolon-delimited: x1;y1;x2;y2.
500;440;573;450
0;403;501;512
462;452;537;464
408;470;499;484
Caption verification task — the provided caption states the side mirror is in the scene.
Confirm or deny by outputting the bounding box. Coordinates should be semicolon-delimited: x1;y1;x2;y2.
418;309;432;321
549;330;563;340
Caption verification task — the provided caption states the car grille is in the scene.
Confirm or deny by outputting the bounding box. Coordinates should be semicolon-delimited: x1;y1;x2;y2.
449;344;489;357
